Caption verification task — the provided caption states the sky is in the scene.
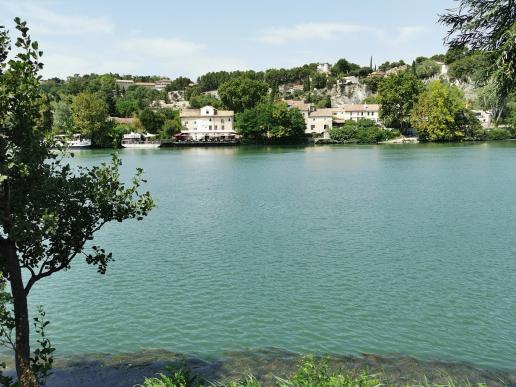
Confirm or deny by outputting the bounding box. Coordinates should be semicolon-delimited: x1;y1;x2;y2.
0;0;458;80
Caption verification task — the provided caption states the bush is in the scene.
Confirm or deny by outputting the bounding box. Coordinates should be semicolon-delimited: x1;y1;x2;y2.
329;119;397;143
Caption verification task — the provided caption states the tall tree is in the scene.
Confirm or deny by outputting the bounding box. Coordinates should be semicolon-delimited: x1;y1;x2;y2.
71;92;109;144
410;80;473;141
439;0;516;118
377;70;424;131
0;19;154;384
218;77;269;113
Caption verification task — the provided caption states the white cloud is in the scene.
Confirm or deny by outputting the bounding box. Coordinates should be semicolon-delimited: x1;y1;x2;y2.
257;22;365;45
120;37;206;57
1;2;114;35
119;37;248;78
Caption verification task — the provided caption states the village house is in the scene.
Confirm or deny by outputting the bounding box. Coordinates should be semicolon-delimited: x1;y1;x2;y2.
332;104;381;124
306;109;333;138
179;105;236;141
285;100;314;121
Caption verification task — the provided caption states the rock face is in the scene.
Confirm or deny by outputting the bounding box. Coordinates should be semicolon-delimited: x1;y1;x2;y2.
328;83;370;106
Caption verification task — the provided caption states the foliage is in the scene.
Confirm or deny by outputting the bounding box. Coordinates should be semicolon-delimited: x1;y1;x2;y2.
30;307;55;386
115;97;139;117
331;58;360;76
0;19;154;384
236;101;306;142
377;70;424;130
439;0;516;116
218;78;269;113
51;99;73;133
378;60;406;71
410;80;473;141
314;95;331;109
362;95;379;104
415;59;440;79
143;364;203;387
70;92;109;145
165;76;192;91
139;108;164;133
329;119;397;143
311;73;327;89
188;94;222;109
447;51;490;83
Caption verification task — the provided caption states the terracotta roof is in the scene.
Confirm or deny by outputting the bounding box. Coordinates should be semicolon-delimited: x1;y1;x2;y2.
180;108;234;118
309;108;334;117
284;100;313;111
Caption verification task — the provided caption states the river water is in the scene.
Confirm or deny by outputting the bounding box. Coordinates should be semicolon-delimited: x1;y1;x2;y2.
25;143;516;372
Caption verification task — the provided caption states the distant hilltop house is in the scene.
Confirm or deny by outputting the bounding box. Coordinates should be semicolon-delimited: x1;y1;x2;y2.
116;79;171;91
285;101;381;138
316;63;332;74
179;105;236;141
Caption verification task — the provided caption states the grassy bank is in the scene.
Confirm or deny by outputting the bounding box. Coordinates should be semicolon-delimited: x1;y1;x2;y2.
143;355;488;387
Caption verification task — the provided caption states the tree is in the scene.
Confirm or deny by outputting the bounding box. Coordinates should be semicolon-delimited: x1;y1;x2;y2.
415;59;441;79
71;92;109;145
0;19;154;384
188;94;223;109
439;0;516;118
52;100;73;133
311;73;327;89
377;70;424;130
235;101;306;142
139;108;164;133
410;80;471;141
115;97;139;117
329;119;396;143
165;76;192;91
218;77;269;113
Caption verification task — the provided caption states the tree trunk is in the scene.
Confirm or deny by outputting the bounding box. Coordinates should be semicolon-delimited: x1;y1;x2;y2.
1;239;37;387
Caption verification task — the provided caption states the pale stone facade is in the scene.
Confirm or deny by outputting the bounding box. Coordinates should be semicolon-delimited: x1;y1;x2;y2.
179;105;235;140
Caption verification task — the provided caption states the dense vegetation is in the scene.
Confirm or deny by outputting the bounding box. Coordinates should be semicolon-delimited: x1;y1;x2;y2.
329;119;399;143
142;355;488;387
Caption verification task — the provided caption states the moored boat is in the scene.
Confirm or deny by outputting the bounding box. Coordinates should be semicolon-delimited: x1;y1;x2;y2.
54;133;92;149
121;132;161;148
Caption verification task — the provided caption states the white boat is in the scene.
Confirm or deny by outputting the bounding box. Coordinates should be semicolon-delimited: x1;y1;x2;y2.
54;134;92;149
121;132;161;148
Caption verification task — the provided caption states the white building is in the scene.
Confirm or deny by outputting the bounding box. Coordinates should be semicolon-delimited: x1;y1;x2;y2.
179;105;236;141
332;104;380;124
307;109;333;138
316;63;332;74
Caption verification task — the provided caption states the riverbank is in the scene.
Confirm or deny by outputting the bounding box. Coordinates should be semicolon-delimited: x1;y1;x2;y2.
3;349;516;386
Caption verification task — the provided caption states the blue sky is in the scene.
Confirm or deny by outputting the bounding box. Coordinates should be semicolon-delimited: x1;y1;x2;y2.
1;0;457;80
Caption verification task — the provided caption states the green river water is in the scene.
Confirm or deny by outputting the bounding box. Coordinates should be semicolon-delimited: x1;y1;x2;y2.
25;143;516;372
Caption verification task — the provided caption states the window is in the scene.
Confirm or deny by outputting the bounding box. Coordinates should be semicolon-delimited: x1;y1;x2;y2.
228;118;231;121
221;119;225;123
324;125;328;129
205;110;209;114
361;112;364;116
209;118;212;121
311;125;315;129
222;125;225;130
214;125;217;130
209;125;212;130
